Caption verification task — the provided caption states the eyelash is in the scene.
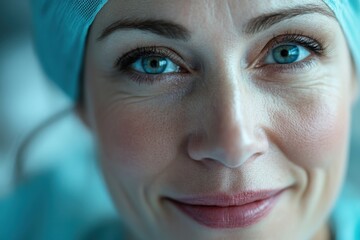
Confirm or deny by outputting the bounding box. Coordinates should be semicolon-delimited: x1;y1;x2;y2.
274;33;325;55
255;32;327;71
115;46;189;84
114;32;327;84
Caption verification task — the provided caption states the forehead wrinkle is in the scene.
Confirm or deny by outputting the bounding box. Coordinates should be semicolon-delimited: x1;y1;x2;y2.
184;1;235;26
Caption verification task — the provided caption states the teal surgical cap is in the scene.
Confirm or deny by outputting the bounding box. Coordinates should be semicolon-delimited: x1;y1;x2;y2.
31;0;360;101
31;0;108;100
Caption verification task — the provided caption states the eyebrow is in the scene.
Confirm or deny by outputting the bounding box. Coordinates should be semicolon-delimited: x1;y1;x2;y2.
98;4;336;41
98;18;191;41
243;4;336;34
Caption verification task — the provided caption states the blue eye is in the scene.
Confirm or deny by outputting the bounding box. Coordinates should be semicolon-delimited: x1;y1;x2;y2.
130;56;180;74
265;44;310;64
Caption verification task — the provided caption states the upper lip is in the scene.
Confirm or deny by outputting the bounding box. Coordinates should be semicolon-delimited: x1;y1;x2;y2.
168;189;285;207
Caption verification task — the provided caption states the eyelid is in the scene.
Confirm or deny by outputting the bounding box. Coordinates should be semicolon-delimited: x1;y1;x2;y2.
253;33;326;68
115;46;190;73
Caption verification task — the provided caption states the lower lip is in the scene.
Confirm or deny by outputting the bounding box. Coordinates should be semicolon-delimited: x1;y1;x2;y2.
170;192;283;229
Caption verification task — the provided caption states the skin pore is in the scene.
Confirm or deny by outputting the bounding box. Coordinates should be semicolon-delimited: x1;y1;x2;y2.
80;0;357;239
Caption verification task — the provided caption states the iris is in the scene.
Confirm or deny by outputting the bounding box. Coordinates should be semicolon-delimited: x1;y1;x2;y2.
131;56;180;74
272;45;300;64
142;57;168;74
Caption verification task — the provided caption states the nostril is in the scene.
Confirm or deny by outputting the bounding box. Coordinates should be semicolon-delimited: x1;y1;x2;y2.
186;132;206;161
186;128;269;169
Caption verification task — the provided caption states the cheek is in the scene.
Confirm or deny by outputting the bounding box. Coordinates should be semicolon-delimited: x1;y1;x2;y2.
94;105;181;179
270;93;350;168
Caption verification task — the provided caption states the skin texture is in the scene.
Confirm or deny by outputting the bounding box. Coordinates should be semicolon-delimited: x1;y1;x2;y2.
80;0;357;239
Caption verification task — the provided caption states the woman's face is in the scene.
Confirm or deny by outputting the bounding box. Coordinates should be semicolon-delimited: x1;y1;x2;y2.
82;0;356;239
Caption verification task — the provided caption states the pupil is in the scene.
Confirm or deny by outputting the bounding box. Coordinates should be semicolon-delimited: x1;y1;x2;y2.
281;49;289;57
150;59;159;68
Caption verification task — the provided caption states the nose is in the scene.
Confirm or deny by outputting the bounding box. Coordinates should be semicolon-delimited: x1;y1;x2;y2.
186;72;268;169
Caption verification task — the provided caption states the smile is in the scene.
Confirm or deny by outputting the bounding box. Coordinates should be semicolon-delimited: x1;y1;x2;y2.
167;189;286;229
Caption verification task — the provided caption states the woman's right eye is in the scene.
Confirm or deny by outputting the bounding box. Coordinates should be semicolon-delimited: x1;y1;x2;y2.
130;56;181;74
115;46;191;85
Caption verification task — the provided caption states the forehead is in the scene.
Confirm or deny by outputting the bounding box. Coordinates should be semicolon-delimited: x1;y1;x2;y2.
93;0;329;34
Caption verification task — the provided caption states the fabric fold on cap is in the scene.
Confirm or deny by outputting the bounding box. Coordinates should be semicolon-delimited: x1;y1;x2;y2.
323;0;360;80
31;0;108;100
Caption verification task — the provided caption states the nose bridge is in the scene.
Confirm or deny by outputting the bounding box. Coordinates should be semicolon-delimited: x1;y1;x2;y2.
186;64;268;169
215;69;246;124
209;72;256;163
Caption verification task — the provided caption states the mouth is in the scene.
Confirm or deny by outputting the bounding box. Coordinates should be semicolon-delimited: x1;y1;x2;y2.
167;189;285;229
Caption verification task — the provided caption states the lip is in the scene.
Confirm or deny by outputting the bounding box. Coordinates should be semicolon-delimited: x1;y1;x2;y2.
167;189;285;229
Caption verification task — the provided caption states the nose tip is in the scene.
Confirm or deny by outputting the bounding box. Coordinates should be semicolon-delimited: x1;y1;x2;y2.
187;126;268;168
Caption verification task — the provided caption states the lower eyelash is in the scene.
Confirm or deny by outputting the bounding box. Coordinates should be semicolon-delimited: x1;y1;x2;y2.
126;71;165;85
260;57;319;75
124;71;190;86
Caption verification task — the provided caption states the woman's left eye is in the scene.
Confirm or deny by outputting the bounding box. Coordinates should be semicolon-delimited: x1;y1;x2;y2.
264;44;311;64
130;56;181;74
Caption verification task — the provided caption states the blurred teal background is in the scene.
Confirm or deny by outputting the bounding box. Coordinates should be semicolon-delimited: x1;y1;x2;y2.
0;1;121;239
0;1;359;239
